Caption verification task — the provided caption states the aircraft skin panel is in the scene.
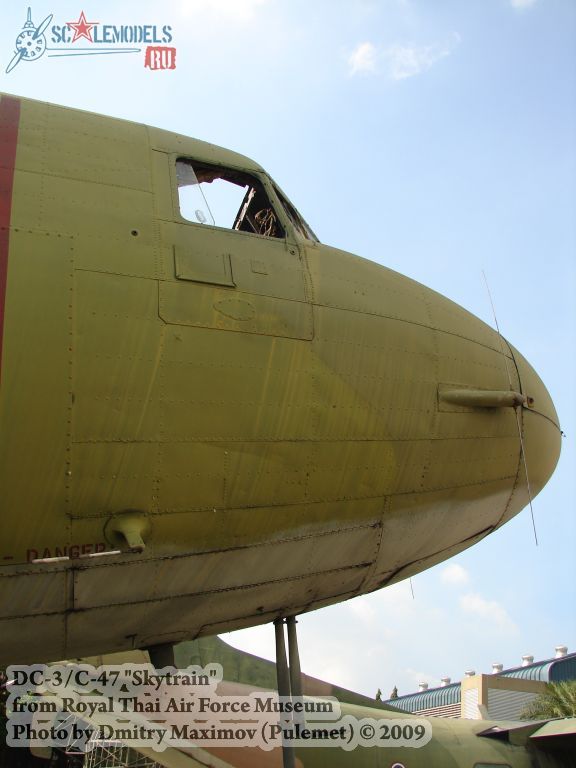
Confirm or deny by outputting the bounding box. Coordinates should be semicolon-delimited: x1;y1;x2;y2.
73;269;162;443
69;442;160;519
159;222;309;303
159;280;314;340
0;567;66;616
73;232;158;279
15;101;151;192
0;562;369;661
70;525;378;610
0;93;562;663
311;301;522;440
307;242;508;353
157;222;313;343
12;168;154;238
367;478;518;587
148;127;265;175
71;567;369;655
0;613;66;665
0;228;72;558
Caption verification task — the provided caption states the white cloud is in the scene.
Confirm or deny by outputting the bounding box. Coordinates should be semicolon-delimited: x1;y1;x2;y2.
383;36;459;80
226;578;525;699
348;42;378;75
510;0;538;9
180;0;269;22
460;593;518;634
441;563;470;586
349;34;460;80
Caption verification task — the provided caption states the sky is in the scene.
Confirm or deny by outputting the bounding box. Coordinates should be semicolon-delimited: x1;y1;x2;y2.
1;0;575;699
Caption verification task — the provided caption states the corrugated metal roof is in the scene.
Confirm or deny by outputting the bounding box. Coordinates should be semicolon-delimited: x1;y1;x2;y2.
384;683;461;713
500;653;576;682
382;653;576;710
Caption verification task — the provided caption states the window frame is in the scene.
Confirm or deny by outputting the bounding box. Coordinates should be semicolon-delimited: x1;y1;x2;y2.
173;157;289;242
269;181;319;244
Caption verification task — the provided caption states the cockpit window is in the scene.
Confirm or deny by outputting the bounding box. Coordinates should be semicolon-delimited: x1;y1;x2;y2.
176;159;284;239
273;185;319;243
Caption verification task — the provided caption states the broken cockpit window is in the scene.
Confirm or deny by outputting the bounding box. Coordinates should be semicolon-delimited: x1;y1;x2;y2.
176;159;284;239
273;185;319;243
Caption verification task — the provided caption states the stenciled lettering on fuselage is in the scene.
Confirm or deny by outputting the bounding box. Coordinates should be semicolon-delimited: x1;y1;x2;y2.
26;543;108;562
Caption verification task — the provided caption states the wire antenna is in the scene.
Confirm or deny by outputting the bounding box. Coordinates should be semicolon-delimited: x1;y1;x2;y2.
481;271;538;546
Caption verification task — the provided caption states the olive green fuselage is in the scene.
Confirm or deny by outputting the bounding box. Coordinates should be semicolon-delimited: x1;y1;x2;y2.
0;94;561;663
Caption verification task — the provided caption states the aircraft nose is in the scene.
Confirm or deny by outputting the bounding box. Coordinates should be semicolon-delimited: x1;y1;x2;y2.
508;344;561;501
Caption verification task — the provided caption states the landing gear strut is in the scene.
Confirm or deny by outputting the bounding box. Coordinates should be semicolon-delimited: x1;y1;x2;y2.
274;616;304;768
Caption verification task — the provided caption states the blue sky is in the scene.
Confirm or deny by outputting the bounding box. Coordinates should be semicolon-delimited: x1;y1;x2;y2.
1;0;574;698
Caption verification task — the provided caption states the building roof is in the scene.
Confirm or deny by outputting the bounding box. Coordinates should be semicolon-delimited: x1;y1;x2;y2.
384;652;576;711
385;682;461;713
499;652;576;683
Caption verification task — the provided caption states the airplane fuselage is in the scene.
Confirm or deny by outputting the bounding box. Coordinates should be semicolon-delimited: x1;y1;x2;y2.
0;93;561;663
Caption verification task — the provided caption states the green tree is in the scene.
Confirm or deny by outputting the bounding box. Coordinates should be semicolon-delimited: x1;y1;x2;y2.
520;681;576;720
